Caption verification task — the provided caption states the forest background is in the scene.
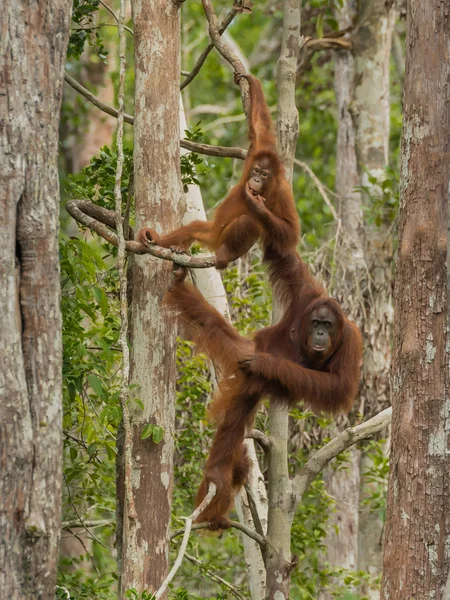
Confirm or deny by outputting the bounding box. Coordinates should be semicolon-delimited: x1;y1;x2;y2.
3;0;449;599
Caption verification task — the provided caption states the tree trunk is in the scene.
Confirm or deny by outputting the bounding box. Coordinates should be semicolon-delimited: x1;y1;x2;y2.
320;2;395;596
265;2;301;598
0;0;71;597
381;1;450;597
117;1;183;596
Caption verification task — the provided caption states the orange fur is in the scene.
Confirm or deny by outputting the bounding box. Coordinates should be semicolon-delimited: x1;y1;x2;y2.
166;252;363;529
137;75;300;269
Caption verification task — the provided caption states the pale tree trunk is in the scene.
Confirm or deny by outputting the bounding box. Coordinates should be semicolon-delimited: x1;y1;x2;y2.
320;2;395;597
319;5;362;596
264;2;301;599
117;0;183;596
381;1;450;597
353;4;395;596
0;0;71;598
180;99;268;598
235;441;268;600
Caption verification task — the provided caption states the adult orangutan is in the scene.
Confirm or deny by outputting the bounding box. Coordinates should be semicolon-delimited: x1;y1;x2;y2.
165;246;363;529
137;74;300;269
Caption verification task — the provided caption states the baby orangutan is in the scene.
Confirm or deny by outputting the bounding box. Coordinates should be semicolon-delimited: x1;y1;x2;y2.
137;75;299;269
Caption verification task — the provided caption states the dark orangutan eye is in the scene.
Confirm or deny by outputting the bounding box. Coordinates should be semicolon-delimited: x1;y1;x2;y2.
312;320;319;327
262;171;268;178
324;322;332;329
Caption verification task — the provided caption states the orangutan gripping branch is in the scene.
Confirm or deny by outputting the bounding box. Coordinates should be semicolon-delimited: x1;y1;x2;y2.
165;249;363;529
137;75;300;269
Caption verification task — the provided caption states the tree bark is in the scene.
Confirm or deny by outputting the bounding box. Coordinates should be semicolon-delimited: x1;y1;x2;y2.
0;0;71;597
264;2;301;599
319;2;395;597
381;1;450;597
117;0;183;596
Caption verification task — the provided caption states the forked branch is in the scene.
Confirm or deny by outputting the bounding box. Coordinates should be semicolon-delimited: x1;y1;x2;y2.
66;200;216;268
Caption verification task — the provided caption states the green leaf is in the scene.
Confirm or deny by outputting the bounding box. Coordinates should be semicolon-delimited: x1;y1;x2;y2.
88;374;103;397
316;13;324;39
141;423;154;440
152;426;164;444
93;287;109;317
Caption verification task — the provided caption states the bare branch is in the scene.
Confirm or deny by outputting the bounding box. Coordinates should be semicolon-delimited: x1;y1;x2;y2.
98;0;134;34
64;71;134;123
155;484;217;600
65;200;216;268
247;429;272;453
185;553;246;600
170;518;266;547
64;72;246;159
293;407;392;500
61;519;113;530
294;158;338;220
297;34;352;78
201;0;251;118
181;7;238;90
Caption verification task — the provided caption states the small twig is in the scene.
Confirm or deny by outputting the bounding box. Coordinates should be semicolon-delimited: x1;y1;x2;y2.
61;519;114;530
154;484;217;600
98;0;134;34
181;7;238;90
294;158;338;221
64;72;246;160
185;553;246;600
64;475;110;550
66;199;216;268
170;518;266;547
247;429;272;453
293;407;392;501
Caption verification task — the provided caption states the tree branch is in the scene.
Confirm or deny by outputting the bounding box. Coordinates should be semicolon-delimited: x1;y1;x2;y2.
64;72;246;159
181;7;238;90
154;484;217;600
185;552;246;600
200;0;251;118
294;158;338;220
170;518;266;547
65;200;216;268
247;429;273;453
293;407;392;501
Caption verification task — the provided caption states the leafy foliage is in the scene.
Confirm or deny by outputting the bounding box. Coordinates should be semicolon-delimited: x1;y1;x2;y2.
68;0;108;62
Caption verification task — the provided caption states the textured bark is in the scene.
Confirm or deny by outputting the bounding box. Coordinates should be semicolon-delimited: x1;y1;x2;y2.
320;1;395;597
235;441;268;600
117;1;183;596
265;408;294;600
264;1;301;598
0;0;70;597
381;1;450;598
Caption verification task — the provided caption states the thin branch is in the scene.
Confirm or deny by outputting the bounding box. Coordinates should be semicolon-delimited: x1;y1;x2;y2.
64;72;134;123
201;0;251;118
247;429;272;453
98;0;134;34
293;407;392;500
181;7;238;90
170;518;266;547
185;553;246;600
154;484;217;600
65;200;216;268
61;519;113;530
115;0;135;521
64;72;246;159
294;158;338;220
297;34;352;78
